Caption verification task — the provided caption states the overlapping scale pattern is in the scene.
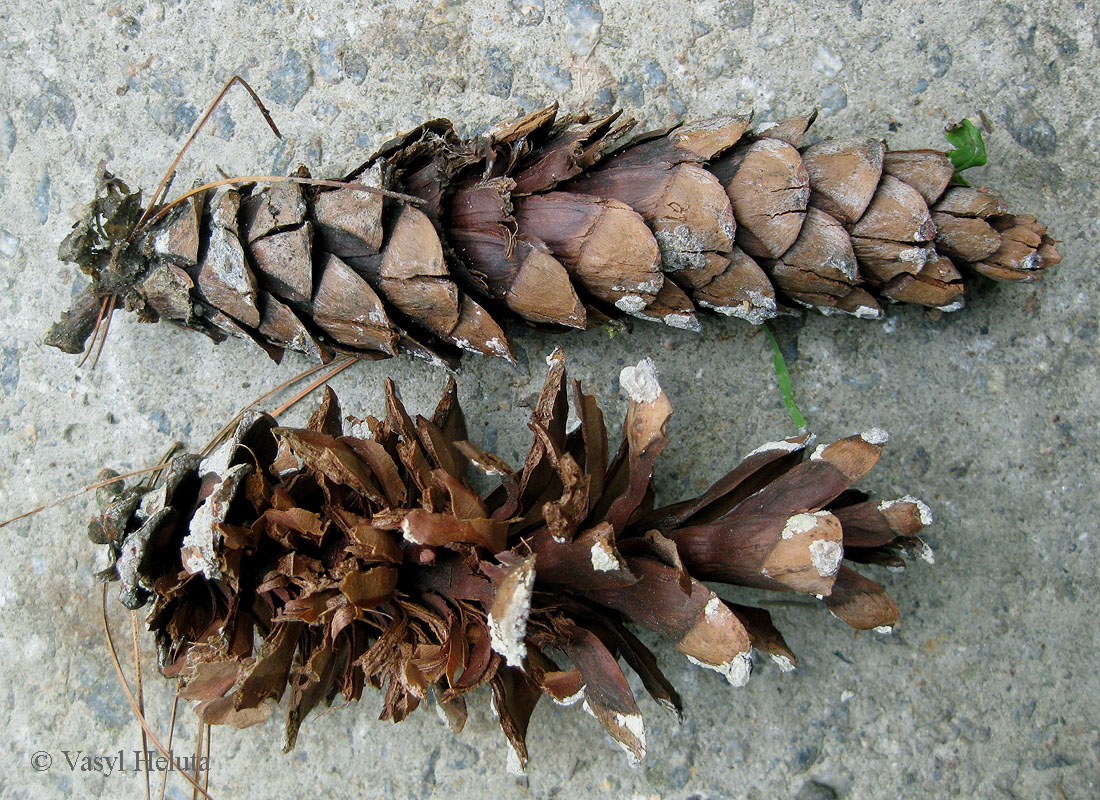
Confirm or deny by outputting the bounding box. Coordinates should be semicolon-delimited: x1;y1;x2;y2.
50;106;1059;363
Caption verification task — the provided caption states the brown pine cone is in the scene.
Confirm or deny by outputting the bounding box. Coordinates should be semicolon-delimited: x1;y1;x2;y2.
93;351;933;768
48;105;1059;364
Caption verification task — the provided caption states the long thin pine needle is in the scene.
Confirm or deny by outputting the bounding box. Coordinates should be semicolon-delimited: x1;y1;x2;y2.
191;721;205;800
87;293;117;370
203;726;212;796
157;696;180;800
132;611;152;800
146;175;424;230
76;295;111;369
271;356;359;418
101;586;216;800
133;75;280;238
1;356;352;528
0;462;174;529
199;357;344;457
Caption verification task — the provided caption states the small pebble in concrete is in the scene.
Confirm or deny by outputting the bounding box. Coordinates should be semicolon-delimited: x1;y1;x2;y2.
792;742;823;773
510;0;544;25
706;50;743;79
641;59;668;89
617;76;644;107
820;84;848;116
317;39;345;84
1;346;19;395
24;78;76;133
929;43;953;77
268;48;314;108
270;138;295;175
538;63;573;93
0;111;15;158
719;0;755;29
142;75;199;138
116;14;141;38
796;780;839;800
34;170;50;224
1004;99;1057;155
145;97;198;138
813;44;844;77
305;137;323;166
759;33;787;50
209;103;235;141
484;47;514;98
591;85;615;114
343;52;369;84
0;229;19;258
564;0;603;55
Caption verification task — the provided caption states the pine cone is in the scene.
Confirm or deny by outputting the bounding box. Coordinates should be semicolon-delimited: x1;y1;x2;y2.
48;106;1059;364
94;351;933;768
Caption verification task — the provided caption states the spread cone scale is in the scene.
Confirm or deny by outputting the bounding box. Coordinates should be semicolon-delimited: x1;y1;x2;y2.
48;104;1059;365
92;352;935;768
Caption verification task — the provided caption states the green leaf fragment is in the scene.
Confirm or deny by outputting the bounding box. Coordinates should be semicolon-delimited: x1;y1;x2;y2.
944;119;987;185
763;324;807;432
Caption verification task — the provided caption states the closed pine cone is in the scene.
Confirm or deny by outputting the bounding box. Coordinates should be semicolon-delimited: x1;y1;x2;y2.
49;105;1059;365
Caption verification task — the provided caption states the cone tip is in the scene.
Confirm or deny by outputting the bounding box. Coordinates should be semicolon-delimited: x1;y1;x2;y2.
619;358;662;404
614;294;648;314
505;745;527;777
770;653;796;673
663;312;702;332
860;427;890;446
879;495;934;527
686;651;753;688
745;434;814;459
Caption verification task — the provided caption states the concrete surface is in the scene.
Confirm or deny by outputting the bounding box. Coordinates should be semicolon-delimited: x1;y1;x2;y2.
1;1;1097;798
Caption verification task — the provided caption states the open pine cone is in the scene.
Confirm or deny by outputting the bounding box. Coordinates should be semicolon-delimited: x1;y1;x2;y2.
93;351;933;769
49;104;1058;365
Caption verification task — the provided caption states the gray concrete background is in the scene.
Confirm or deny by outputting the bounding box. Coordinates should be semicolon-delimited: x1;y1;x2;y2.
1;1;1097;798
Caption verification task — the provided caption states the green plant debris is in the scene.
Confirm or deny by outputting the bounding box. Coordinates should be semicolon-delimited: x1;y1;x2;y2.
945;119;988;185
763;324;806;432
